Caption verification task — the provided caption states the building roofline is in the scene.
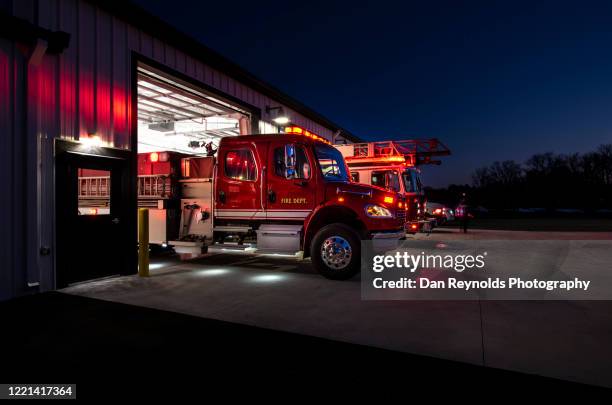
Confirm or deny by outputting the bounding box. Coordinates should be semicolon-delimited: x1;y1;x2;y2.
89;0;361;143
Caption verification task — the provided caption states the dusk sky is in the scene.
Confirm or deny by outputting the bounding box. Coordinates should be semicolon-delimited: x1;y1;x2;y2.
133;0;612;187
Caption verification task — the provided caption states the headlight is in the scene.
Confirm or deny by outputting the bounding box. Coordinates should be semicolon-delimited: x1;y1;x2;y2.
365;204;393;218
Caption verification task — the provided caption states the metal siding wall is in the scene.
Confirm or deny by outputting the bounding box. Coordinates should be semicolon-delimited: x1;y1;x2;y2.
112;16;129;147
77;1;96;138
95;9;112;143
0;39;15;300
0;38;27;300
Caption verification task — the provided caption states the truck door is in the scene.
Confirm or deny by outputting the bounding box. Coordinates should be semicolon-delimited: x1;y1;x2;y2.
266;141;317;221
215;144;265;220
55;142;134;287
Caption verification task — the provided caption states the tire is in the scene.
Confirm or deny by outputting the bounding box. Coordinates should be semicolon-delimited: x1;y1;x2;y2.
310;223;361;280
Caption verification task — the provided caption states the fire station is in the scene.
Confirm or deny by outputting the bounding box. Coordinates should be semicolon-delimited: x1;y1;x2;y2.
0;0;362;300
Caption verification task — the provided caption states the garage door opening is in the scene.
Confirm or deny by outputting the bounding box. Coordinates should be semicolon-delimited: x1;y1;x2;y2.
136;65;253;267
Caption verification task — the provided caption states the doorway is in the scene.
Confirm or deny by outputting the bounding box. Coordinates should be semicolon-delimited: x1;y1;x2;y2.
55;141;135;287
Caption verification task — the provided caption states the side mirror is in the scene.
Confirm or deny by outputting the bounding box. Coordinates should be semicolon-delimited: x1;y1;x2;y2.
284;144;297;179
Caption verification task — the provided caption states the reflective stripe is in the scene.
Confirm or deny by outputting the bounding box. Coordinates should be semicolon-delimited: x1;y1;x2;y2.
215;209;311;219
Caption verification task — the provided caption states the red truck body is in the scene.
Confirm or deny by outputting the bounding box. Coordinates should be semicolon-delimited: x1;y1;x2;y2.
79;133;405;279
215;135;406;231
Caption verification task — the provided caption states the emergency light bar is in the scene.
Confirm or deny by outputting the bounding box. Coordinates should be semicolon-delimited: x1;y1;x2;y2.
284;126;331;145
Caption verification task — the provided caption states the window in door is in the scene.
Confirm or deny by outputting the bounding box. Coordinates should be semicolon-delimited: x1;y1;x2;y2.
224;149;257;181
77;168;111;215
273;145;311;180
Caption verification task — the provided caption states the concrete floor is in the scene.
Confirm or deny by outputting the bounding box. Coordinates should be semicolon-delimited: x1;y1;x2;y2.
63;228;612;388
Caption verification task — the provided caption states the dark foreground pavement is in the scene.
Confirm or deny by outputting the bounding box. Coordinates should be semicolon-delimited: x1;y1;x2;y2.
0;292;605;399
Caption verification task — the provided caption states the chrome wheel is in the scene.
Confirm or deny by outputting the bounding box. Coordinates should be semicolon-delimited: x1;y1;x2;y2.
320;236;352;270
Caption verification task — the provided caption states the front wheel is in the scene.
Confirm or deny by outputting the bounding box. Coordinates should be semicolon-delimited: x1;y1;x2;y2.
310;223;361;280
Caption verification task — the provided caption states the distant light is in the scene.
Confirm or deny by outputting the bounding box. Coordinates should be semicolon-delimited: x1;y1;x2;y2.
88;208;98;215
161;243;168;248
273;116;290;125
149;263;165;270
250;274;286;283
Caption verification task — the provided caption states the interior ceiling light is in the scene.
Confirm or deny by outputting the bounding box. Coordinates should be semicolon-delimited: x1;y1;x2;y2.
266;105;290;125
148;121;175;132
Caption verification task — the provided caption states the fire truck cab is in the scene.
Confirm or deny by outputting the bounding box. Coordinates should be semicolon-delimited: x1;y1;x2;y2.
335;139;450;233
207;134;405;279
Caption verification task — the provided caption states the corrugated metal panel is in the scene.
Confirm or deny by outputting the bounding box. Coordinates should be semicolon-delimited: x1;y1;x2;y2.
96;8;112;142
112;16;129;147
59;0;78;140
0;38;27;300
0;39;14;299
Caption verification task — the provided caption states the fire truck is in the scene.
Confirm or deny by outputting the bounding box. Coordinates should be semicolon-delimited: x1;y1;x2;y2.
78;132;405;280
335;139;450;233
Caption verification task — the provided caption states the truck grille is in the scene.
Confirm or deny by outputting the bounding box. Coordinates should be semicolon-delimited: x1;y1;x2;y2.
396;209;406;225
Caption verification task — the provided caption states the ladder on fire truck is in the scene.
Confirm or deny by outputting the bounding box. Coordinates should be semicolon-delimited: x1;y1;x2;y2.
345;139;451;166
78;174;172;206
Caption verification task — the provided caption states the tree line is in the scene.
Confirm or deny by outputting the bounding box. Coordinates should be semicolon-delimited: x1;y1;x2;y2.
425;144;612;212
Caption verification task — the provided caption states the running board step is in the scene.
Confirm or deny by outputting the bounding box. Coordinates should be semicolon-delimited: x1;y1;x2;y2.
213;225;251;233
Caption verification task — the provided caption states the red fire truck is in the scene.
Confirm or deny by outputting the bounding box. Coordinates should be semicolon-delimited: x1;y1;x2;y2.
78;132;405;279
335;139;450;233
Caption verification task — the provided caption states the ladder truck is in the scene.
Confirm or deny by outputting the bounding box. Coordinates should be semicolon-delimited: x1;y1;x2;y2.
335;139;450;233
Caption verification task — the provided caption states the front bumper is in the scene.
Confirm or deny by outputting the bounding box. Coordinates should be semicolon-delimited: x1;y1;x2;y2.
370;230;405;252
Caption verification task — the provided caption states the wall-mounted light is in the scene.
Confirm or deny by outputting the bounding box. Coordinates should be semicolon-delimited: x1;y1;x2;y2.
79;134;102;147
266;106;290;125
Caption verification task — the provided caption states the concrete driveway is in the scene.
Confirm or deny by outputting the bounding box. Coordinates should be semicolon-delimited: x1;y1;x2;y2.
62;228;612;388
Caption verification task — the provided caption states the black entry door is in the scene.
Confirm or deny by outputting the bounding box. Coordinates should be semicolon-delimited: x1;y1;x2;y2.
56;142;135;287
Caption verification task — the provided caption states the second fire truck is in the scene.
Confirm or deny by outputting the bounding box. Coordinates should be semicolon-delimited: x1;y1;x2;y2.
335;139;451;233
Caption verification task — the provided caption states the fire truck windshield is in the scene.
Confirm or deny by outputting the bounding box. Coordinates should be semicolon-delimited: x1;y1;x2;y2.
314;144;349;182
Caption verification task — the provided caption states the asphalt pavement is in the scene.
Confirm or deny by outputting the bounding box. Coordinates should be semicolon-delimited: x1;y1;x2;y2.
60;228;612;388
